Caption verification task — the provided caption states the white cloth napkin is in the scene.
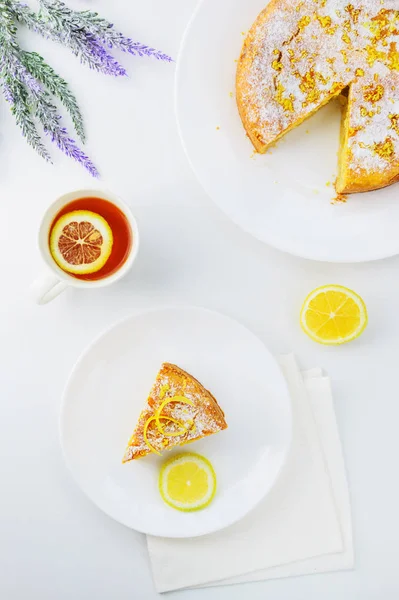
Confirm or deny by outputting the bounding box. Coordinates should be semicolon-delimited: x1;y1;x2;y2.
146;354;353;593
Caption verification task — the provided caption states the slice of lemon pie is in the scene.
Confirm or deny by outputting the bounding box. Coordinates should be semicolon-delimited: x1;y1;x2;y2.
122;363;227;462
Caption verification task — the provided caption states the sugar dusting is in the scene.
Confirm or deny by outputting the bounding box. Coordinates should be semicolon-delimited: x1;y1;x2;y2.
123;364;227;461
238;0;399;180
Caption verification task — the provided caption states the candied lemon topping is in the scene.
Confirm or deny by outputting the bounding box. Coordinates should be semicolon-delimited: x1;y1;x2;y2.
154;396;195;435
143;417;162;456
143;396;196;454
157;417;191;437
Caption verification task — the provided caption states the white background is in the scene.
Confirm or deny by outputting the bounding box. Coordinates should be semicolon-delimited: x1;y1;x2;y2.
1;0;398;598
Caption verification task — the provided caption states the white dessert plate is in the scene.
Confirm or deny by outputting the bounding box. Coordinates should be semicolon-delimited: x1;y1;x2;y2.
175;0;399;262
60;307;292;538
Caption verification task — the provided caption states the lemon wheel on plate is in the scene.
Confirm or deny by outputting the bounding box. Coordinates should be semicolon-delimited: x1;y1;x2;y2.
159;453;217;512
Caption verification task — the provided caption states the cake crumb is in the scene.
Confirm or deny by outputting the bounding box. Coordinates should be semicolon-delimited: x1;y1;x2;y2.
216;126;220;130
326;181;331;187
331;192;348;204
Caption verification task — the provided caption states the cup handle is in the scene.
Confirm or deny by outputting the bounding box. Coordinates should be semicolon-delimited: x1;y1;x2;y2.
31;271;68;305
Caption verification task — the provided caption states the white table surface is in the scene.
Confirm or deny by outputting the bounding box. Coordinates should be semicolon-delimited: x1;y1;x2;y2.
1;1;399;598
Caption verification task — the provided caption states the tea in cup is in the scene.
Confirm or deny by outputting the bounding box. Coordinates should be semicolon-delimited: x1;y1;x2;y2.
31;189;139;304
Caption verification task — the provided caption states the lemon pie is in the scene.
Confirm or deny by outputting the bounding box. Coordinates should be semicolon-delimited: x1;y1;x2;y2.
236;1;399;194
122;363;227;462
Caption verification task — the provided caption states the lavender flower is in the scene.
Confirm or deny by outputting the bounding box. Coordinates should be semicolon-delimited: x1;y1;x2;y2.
72;17;173;62
0;4;97;173
1;81;13;104
20;51;85;142
37;0;173;64
46;126;99;178
114;42;173;62
9;2;54;38
3;53;42;94
71;30;127;77
1;77;51;161
1;0;172;176
35;95;99;177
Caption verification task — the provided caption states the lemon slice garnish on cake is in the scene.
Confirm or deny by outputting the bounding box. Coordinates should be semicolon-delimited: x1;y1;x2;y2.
300;285;367;345
50;210;113;275
159;453;217;512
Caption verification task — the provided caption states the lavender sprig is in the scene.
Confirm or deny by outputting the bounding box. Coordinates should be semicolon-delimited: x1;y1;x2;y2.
1;77;51;161
0;5;50;160
12;1;127;77
38;0;173;63
0;0;172;175
35;95;99;177
0;4;98;175
67;30;127;77
20;51;85;142
9;1;55;39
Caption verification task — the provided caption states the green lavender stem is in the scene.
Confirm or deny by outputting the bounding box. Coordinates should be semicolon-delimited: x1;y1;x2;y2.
20;51;85;142
2;77;51;161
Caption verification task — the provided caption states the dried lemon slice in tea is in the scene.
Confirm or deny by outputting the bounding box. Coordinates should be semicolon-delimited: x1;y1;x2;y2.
300;285;368;345
49;210;113;275
159;453;217;512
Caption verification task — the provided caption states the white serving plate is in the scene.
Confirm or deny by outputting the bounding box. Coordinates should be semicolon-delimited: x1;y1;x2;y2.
60;307;292;538
175;0;399;262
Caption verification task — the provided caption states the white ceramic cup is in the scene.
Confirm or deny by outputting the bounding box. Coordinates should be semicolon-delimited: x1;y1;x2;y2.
31;189;139;305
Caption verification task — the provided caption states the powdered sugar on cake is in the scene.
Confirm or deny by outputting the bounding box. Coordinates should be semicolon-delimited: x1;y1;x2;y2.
238;0;399;179
123;364;227;461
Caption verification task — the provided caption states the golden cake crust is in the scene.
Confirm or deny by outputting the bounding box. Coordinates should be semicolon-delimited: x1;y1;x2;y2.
236;0;399;195
122;363;227;462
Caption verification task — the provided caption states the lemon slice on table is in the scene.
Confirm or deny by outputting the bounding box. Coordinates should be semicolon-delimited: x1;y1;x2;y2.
159;453;217;512
300;285;367;345
50;210;113;275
